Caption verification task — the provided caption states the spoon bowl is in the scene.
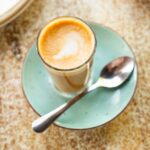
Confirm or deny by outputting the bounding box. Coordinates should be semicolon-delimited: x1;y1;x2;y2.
98;56;135;88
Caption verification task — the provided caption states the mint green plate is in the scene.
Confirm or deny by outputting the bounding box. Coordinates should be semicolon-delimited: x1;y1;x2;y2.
22;22;137;129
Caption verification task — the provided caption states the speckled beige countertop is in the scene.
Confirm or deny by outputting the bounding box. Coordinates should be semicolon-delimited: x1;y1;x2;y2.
0;0;150;149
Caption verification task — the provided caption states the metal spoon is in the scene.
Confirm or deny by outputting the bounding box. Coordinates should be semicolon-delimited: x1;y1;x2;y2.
32;56;135;133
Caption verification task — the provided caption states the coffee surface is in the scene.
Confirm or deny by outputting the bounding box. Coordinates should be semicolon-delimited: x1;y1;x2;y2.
38;17;95;69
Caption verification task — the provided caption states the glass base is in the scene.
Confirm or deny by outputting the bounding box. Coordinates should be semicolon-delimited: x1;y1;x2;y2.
53;76;93;98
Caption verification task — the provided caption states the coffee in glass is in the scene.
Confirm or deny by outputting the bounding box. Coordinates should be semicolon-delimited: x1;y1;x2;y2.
38;16;96;97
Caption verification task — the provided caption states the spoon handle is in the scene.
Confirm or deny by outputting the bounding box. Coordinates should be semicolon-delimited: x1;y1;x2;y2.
32;90;88;132
32;82;101;133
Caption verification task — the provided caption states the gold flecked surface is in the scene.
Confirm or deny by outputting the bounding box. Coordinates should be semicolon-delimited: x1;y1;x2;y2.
0;0;150;149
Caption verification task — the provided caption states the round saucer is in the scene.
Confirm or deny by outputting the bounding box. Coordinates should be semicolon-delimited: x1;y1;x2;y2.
22;22;137;129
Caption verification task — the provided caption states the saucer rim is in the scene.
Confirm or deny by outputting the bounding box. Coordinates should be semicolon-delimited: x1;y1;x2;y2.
0;0;33;27
22;22;138;130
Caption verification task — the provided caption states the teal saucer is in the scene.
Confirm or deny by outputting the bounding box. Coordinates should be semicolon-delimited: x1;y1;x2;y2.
22;22;137;129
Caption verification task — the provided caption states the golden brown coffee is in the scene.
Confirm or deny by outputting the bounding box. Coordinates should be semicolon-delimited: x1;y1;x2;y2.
38;17;95;96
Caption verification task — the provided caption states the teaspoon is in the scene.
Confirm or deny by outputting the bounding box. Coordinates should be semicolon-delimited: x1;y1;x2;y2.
32;56;135;133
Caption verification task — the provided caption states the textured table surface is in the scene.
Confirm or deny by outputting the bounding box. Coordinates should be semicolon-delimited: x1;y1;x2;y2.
0;0;150;149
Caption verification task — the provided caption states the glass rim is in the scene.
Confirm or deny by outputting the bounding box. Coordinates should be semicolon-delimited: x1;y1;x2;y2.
37;16;97;72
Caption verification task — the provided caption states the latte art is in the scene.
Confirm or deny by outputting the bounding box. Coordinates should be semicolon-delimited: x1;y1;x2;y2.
38;17;95;69
53;32;79;60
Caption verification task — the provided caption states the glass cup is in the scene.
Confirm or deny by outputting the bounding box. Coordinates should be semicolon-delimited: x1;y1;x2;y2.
37;16;96;98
